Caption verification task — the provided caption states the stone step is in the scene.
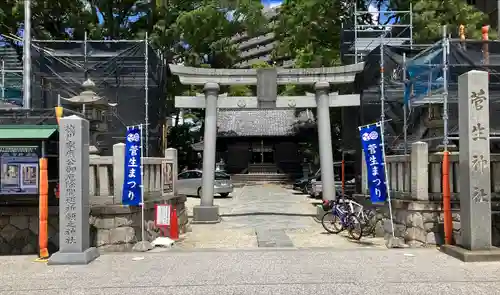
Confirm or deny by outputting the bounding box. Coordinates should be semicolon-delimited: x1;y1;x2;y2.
231;173;292;183
247;163;281;174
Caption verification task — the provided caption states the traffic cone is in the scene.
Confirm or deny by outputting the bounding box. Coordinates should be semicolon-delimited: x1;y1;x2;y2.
169;208;179;240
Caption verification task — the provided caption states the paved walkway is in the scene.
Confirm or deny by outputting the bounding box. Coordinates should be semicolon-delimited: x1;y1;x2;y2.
179;184;386;249
1;248;499;294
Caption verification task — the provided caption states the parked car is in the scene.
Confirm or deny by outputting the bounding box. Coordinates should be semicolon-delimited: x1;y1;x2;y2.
305;166;356;198
309;176;355;199
293;169;321;193
177;170;234;198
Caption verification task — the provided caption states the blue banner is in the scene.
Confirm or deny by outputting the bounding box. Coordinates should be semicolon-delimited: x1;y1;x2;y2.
122;126;142;206
359;124;387;203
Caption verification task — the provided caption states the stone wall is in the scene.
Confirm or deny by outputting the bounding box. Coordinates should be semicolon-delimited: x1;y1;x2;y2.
357;141;500;247
0;207;59;255
369;199;500;247
89;195;189;251
0;195;188;255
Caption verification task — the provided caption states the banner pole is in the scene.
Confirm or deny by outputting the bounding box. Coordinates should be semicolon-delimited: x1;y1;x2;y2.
403;52;408;155
380;38;396;238
140;124;145;242
358;118;393;130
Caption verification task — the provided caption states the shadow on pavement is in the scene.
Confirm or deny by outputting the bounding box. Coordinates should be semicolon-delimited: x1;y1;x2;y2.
220;212;316;217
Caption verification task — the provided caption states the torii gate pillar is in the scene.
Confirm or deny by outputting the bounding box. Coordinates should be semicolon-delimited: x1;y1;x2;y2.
193;82;221;223
315;81;336;201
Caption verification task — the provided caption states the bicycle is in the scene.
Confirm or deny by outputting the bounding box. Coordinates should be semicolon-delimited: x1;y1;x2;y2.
358;208;377;236
336;198;377;237
321;199;363;240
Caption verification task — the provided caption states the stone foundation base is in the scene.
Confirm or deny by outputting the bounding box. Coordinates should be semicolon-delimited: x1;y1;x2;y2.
441;245;500;262
47;247;100;265
192;205;220;224
351;195;500;248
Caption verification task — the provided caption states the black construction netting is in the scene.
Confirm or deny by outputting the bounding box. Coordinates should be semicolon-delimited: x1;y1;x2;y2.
28;40;167;156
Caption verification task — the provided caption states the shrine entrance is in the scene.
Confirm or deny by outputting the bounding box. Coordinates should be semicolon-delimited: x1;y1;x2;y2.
169;64;364;223
250;141;274;164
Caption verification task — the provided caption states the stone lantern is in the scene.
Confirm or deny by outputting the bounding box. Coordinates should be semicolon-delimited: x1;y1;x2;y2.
62;78;108;132
61;78;110;151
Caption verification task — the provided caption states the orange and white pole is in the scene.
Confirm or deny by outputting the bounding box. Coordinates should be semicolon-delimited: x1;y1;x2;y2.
38;147;49;259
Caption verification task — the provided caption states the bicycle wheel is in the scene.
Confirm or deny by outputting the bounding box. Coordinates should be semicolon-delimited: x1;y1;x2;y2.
347;214;363;240
321;212;344;234
363;209;377;236
361;209;377;236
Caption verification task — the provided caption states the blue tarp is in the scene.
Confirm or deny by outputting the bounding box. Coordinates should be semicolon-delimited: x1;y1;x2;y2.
404;45;445;105
0;88;22;106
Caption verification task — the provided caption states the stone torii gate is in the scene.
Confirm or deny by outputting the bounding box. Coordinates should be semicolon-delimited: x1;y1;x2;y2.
169;64;364;223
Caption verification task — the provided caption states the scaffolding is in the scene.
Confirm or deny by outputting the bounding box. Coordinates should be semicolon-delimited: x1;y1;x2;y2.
0;33;166;156
340;3;417;156
404;25;500;150
341;3;413;64
0;45;23;108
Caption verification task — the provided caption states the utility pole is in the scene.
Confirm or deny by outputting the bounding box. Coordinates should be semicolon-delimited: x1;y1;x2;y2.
23;0;31;109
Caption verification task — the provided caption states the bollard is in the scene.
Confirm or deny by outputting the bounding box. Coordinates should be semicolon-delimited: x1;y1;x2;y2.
169;208;179;240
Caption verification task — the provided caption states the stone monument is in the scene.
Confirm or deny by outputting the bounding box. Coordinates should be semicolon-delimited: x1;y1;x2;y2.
170;64;364;223
48;115;100;265
442;70;500;262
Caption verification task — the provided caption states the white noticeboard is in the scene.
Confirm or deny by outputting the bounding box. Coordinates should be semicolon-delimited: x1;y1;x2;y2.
155;204;171;226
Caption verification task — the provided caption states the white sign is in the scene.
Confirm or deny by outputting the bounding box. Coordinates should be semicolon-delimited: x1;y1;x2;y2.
155;204;171;226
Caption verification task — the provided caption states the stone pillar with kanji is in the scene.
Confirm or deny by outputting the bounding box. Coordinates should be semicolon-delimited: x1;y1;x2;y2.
458;70;491;250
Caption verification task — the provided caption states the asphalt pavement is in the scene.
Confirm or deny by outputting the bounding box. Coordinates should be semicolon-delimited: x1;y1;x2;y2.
1;248;500;295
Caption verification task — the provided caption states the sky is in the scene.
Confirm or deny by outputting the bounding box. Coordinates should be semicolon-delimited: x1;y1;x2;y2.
262;0;282;8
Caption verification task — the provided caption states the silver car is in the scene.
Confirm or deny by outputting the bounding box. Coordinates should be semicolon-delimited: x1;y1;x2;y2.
176;169;234;197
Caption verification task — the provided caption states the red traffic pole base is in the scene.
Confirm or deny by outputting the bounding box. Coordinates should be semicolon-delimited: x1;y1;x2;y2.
169;208;179;240
442;151;452;245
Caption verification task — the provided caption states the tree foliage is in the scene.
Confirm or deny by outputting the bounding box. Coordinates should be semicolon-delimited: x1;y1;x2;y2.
151;0;265;68
275;0;344;68
0;0;93;56
167;122;200;169
375;0;495;43
272;0;368;159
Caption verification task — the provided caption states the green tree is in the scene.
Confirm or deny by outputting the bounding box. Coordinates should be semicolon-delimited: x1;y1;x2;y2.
272;0;367;161
376;0;495;43
151;0;266;139
273;0;370;69
85;0;152;39
167;122;199;169
151;0;265;68
0;0;94;56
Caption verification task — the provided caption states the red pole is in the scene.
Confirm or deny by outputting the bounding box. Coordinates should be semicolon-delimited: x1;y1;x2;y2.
169;208;179;240
442;151;452;244
39;158;49;259
341;159;345;197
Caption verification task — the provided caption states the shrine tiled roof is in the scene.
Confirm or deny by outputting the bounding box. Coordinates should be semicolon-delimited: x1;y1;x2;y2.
217;109;297;137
